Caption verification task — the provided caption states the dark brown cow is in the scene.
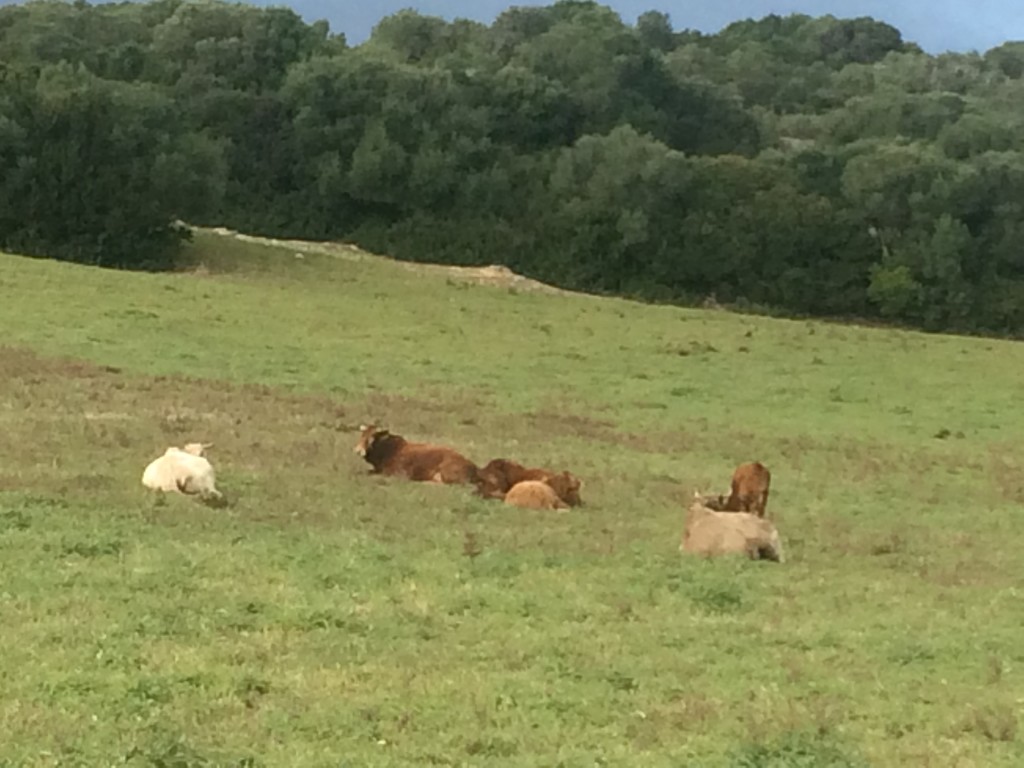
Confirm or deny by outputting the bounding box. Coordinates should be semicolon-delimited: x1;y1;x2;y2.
543;470;584;508
726;461;771;517
353;424;479;485
476;458;583;507
475;458;527;498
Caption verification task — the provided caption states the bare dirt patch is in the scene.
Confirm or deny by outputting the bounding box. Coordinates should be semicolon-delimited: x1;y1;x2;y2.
200;226;575;296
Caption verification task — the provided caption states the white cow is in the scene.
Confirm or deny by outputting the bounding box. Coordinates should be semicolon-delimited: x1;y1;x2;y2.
142;442;224;505
681;491;783;562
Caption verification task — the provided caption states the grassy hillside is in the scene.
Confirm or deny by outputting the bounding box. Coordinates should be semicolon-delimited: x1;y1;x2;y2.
1;230;1022;766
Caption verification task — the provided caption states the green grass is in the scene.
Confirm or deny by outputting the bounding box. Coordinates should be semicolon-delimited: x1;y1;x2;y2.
0;229;1022;766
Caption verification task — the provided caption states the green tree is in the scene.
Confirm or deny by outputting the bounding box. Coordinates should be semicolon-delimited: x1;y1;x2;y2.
512;2;639;133
636;10;674;52
542;125;692;291
1;0;1021;334
147;0;329;91
365;10;449;64
348;119;410;207
816;16;906;67
985;41;1024;79
868;215;973;329
0;64;225;268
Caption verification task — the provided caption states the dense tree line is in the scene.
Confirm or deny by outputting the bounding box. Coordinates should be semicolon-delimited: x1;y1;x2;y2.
2;0;1024;334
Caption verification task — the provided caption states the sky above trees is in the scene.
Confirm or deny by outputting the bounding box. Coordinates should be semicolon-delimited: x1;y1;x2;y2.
0;1;1016;53
276;0;1020;53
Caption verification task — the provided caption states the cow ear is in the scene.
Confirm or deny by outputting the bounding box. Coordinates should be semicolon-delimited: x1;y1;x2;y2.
202;442;214;449
693;489;702;499
358;424;368;431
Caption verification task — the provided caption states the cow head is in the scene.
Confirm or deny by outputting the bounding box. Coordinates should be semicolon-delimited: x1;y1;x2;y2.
354;424;387;456
548;471;583;507
474;458;520;497
692;490;729;511
689;489;711;515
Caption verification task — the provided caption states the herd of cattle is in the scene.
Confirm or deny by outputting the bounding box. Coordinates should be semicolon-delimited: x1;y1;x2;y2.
141;423;784;563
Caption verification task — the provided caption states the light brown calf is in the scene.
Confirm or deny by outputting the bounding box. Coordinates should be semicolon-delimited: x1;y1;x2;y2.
476;458;583;507
503;480;568;510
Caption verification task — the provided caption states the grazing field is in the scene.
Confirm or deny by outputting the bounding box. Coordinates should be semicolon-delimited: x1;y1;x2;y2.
1;230;1022;767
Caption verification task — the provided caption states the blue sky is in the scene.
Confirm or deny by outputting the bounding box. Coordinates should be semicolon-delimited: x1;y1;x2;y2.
0;1;1020;54
283;0;1023;54
299;0;1019;54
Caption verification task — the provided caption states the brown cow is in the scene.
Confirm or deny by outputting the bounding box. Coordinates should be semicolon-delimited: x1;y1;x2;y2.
725;461;771;517
543;471;584;508
476;458;583;506
474;458;521;498
681;492;783;562
353;424;479;484
504;480;568;510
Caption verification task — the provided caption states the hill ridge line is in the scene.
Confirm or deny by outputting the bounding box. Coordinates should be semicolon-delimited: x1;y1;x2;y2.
198;225;582;297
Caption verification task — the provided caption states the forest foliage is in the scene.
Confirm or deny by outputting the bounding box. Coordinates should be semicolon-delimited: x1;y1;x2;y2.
2;0;1024;333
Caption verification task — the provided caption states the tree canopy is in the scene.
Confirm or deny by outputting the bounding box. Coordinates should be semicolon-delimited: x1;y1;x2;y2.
2;0;1023;334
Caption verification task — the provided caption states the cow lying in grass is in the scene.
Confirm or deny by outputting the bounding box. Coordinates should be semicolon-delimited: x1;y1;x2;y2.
504;480;569;510
354;424;479;484
142;442;225;506
681;491;783;562
476;458;583;507
701;461;772;518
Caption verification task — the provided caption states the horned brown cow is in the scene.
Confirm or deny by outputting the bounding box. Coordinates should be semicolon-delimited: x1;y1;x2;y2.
353;424;479;484
476;458;583;506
